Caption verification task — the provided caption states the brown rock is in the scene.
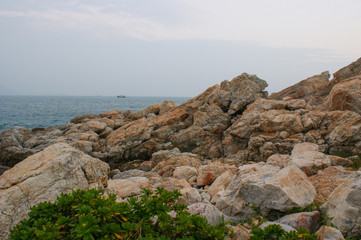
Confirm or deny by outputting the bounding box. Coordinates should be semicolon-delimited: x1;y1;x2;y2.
316;225;345;240
269;71;330;100
308;166;353;203
275;211;321;233
152;154;202;177
197;162;237;187
106;177;151;199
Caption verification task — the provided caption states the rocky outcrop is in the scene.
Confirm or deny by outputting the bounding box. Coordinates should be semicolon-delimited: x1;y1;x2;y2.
215;163;316;221
321;171;361;238
0;143;109;239
269;71;330;101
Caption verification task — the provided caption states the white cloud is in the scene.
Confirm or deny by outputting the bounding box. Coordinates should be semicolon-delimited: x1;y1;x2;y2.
0;0;360;58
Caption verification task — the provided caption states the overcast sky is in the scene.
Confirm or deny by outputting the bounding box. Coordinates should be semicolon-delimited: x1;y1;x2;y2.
0;0;360;97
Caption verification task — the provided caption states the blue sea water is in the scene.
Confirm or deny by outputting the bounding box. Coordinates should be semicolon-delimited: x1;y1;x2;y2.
0;96;190;133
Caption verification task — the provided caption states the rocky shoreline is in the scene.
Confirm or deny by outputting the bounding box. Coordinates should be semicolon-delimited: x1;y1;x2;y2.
1;58;361;239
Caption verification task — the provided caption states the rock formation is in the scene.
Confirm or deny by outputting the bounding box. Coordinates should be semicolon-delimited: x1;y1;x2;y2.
1;58;361;239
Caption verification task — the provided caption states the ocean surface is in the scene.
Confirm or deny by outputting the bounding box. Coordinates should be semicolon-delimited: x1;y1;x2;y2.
0;96;190;133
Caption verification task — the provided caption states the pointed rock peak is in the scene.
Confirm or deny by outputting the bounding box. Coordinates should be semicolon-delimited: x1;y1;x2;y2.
269;71;330;100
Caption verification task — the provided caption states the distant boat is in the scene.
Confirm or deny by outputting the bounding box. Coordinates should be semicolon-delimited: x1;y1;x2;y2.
117;95;126;98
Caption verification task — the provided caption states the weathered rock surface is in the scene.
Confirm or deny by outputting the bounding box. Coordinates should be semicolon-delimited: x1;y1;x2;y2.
106;177;151;199
187;202;230;226
289;143;331;176
321;171;361;238
316;225;345;240
275;211;321;233
0;143;109;239
197;162;237;187
269;71;330;101
215;163;316;221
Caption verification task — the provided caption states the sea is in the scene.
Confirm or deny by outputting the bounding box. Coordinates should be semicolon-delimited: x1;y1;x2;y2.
0;96;190;133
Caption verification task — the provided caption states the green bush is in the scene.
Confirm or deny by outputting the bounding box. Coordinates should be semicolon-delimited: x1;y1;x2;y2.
250;224;317;240
10;188;231;240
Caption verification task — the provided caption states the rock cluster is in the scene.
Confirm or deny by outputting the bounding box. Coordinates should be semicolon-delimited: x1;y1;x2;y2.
1;58;361;239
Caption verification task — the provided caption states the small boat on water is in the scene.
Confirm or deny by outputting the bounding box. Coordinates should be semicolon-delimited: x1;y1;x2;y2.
117;95;126;98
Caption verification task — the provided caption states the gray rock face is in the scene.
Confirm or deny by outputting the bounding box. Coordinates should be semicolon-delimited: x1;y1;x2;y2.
0;143;110;240
187;202;230;226
321;171;361;238
215;163;316;221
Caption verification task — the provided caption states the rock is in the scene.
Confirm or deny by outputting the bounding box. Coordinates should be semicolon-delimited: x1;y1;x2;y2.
0;143;109;239
207;170;234;198
178;188;202;205
0;165;10;176
321;171;361;238
289;143;331;176
275;211;321;233
172;166;198;182
152;154;202;177
269;71;330;100
267;154;290;168
159;100;177;114
321;75;361;114
153;178;192;191
197;162;237;187
138;161;153;171
200;192;211;202
316;225;345;240
226;225;251;240
106;177;151;199
259;221;296;232
308;166;354;203
328;155;353;167
215;163;316;221
112;169;146;179
187;202;230;226
80;120;107;133
128;103;162;120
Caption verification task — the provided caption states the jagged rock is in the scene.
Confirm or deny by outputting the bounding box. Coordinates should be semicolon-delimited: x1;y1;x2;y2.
112;169;146;179
197;162;237;187
289;143;331;176
308;166;354;203
316;225;345;240
321;171;361;238
152;154;202;177
153;177;192;191
128;103;162;120
159;100;177;114
275;211;321;233
207;170;234;198
0;143;109;239
215;163;316;221
269;71;330;100
328;155;353;167
106;177;151;199
172;166;198;182
187;202;230;226
266;154;290;168
178;188;202;205
321;74;361;114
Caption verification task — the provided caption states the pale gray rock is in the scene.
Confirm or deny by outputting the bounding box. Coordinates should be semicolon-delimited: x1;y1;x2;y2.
178;188;202;205
0;143;109;240
316;225;345;240
106;177;151;199
172;166;198;182
215;163;316;221
289;142;331;176
188;202;230;226
321;171;361;238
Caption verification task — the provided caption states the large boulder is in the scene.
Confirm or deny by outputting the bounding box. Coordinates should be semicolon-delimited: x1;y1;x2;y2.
289;143;331;176
321;171;361;238
215;163;316;221
0;143;109;239
275;211;321;233
316;226;345;240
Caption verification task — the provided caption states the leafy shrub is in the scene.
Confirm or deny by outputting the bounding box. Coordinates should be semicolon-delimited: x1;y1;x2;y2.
250;224;317;240
10;188;231;240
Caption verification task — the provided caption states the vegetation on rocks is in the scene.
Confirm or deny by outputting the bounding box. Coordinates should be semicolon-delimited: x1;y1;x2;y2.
9;188;231;240
250;224;317;240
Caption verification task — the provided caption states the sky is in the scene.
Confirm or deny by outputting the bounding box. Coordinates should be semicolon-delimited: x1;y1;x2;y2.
0;0;360;97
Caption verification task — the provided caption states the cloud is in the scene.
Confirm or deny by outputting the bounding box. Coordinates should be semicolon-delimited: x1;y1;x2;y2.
0;0;360;58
